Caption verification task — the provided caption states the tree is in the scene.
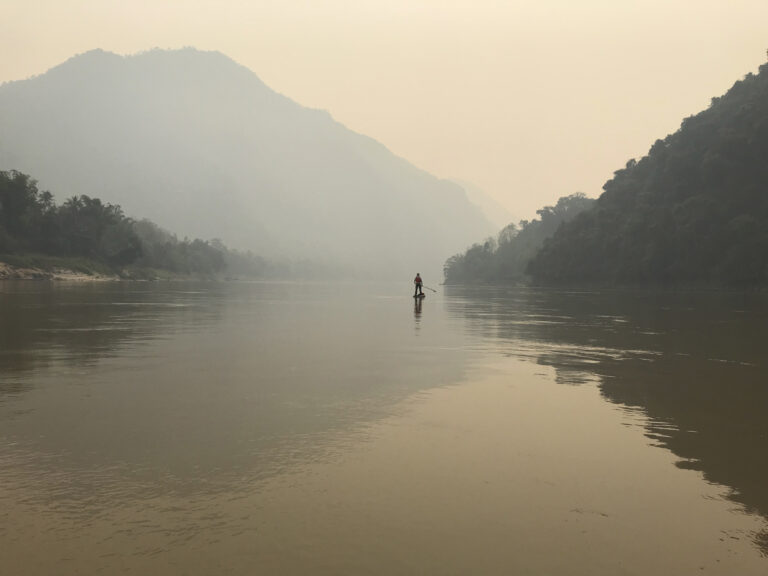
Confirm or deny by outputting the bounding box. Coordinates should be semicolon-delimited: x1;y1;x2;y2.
444;193;595;284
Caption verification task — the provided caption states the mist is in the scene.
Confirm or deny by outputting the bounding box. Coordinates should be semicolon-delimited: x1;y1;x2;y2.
0;48;494;280
3;4;768;575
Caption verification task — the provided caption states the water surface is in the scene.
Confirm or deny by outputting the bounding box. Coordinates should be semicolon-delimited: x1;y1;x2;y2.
1;281;766;574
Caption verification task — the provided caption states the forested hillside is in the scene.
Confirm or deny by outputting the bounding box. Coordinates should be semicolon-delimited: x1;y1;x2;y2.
528;63;768;286
0;170;281;278
444;193;594;284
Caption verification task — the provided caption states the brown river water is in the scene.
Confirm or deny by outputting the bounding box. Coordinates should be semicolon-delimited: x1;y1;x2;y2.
0;281;766;575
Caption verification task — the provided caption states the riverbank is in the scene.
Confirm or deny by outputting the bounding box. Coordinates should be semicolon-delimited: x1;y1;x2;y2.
0;254;201;282
0;261;119;281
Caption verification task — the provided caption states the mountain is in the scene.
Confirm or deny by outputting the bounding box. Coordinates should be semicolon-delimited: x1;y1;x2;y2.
527;62;768;286
0;48;493;278
451;180;514;231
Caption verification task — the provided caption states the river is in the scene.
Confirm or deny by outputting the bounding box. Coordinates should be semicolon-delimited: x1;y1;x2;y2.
1;281;766;575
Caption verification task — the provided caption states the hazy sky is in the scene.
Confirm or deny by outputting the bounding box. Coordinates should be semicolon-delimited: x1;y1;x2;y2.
1;0;766;218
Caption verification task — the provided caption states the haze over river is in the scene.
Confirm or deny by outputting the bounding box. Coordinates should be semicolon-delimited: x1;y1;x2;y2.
1;281;767;575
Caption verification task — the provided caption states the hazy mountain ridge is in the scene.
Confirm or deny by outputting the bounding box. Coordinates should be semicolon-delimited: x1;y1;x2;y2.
526;62;768;286
450;179;515;231
0;48;493;278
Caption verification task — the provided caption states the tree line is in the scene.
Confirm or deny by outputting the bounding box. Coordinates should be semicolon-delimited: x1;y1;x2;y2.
0;170;272;277
444;193;594;284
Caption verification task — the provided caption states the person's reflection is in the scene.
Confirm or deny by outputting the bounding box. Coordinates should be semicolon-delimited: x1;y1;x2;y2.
413;296;422;331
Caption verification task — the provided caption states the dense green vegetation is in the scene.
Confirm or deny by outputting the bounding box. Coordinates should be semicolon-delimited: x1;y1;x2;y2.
528;63;768;286
443;193;594;284
0;170;272;278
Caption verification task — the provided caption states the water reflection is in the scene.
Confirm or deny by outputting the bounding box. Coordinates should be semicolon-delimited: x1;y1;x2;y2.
4;281;768;572
446;285;768;554
413;295;422;330
0;281;474;509
0;280;226;382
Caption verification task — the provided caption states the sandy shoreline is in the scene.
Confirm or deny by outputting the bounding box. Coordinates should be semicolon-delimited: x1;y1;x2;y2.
0;262;118;281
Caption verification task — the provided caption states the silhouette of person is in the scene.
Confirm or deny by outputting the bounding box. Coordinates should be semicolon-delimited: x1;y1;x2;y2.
414;273;423;297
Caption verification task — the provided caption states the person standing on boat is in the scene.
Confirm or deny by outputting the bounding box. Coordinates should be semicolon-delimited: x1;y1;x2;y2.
414;273;424;297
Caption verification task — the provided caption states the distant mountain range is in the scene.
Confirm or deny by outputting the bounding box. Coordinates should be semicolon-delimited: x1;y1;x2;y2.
0;48;493;278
